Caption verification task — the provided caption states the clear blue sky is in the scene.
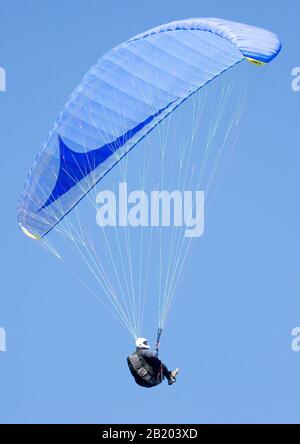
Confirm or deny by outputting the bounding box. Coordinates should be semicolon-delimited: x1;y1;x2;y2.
0;0;300;424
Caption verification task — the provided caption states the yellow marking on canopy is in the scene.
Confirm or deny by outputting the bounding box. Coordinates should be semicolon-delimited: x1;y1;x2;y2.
20;225;41;240
246;57;266;67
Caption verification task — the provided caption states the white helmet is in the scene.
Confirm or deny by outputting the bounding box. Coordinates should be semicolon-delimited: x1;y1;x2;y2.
135;337;150;349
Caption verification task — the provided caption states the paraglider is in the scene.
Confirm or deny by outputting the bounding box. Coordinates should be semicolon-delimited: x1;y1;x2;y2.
127;330;179;387
18;18;281;387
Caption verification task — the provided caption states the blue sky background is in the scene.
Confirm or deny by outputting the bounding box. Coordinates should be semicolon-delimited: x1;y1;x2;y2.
0;0;300;424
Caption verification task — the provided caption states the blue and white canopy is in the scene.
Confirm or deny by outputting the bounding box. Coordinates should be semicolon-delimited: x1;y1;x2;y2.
18;18;281;239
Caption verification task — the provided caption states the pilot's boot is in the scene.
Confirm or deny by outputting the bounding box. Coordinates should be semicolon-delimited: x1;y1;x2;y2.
168;368;179;385
171;368;179;379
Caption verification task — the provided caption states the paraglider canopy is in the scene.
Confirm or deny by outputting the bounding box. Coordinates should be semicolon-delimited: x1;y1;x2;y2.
17;18;281;241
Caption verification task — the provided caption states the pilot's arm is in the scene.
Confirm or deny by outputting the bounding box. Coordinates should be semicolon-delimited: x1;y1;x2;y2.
140;348;159;359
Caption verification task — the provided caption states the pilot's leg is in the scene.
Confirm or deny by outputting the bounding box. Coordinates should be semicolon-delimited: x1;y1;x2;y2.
161;362;173;384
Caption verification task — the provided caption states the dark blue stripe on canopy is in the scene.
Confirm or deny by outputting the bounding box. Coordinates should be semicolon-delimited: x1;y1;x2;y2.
39;102;172;210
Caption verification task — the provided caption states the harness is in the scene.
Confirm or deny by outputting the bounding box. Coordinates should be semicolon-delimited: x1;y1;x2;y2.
127;350;163;388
